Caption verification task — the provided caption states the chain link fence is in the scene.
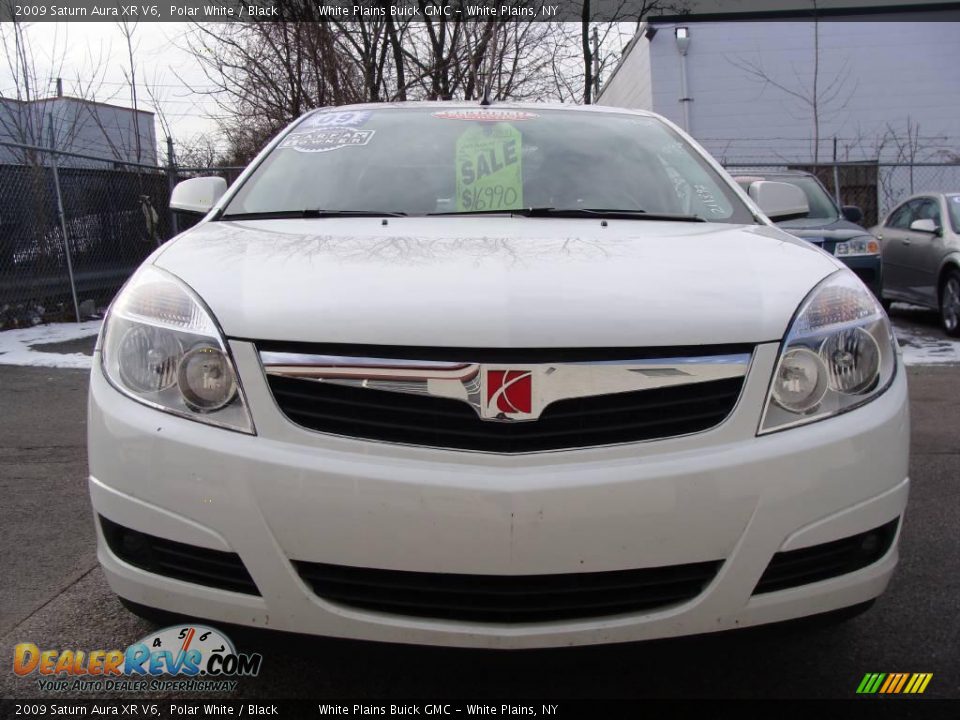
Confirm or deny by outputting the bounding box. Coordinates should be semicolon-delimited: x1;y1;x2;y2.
1;138;958;330
0;139;243;329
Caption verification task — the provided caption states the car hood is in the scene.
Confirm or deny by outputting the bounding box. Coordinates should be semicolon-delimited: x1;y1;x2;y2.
154;217;841;347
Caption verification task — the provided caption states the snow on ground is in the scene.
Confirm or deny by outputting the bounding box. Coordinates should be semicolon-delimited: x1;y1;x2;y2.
0;314;958;369
896;325;960;365
888;302;960;367
0;320;101;369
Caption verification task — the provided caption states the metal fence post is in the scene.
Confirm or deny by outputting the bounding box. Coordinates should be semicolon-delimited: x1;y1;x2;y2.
832;138;842;206
167;136;179;238
47;121;81;324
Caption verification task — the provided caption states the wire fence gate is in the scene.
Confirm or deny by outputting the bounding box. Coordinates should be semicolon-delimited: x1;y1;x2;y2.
0;139;242;329
0;138;957;329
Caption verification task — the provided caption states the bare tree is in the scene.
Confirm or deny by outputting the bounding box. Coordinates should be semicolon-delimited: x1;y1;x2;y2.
0;18;111;161
580;0;688;104
728;14;856;164
179;16;362;162
174;133;228;168
181;13;582;159
117;21;143;164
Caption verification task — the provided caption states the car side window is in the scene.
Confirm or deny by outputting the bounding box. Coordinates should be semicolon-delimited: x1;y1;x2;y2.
913;198;941;227
887;202;914;229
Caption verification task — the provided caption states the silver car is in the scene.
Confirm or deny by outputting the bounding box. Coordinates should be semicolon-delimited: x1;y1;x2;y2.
873;193;960;336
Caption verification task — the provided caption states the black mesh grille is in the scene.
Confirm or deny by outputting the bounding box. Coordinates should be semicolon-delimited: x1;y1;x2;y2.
294;560;723;622
99;516;259;595
266;372;744;453
754;519;899;594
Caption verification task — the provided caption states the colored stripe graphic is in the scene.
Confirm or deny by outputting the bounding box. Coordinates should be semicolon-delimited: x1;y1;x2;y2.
879;674;896;694
857;673;932;694
893;673;910;693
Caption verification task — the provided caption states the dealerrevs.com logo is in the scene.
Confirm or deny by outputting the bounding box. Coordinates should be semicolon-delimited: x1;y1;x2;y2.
13;625;262;693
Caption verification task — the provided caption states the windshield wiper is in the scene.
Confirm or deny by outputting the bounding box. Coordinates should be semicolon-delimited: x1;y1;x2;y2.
218;209;407;221
427;207;705;222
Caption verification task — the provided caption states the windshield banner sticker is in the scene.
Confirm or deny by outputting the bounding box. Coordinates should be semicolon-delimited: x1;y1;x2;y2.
303;110;372;128
456;124;524;212
436;109;538;123
280;127;374;153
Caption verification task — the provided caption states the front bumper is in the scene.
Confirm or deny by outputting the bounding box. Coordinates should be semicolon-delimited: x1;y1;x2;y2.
88;341;910;648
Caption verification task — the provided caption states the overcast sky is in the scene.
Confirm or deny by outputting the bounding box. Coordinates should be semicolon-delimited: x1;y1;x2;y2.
0;22;222;146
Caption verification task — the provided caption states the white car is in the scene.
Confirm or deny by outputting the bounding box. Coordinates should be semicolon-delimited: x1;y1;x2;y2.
89;103;909;648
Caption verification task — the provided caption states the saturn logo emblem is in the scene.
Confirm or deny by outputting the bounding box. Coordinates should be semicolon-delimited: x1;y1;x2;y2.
482;369;535;421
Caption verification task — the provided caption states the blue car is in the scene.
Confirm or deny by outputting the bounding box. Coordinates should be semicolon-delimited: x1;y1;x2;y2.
734;171;882;297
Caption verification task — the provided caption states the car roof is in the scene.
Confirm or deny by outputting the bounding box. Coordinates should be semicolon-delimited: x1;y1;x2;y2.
731;170;816;180
897;192;956;203
298;100;659;121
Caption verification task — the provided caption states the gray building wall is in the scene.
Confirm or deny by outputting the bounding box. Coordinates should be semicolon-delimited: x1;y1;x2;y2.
599;18;960;165
599;32;654;112
0;96;157;167
597;16;960;215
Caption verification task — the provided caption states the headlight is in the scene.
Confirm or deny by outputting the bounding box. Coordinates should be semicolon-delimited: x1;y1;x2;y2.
759;271;896;433
101;265;255;434
834;237;879;257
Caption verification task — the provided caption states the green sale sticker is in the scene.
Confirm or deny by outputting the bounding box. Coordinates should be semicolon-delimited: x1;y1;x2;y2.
456;124;523;211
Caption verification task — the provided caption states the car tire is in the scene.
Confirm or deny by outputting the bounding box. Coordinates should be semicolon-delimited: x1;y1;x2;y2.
940;268;960;337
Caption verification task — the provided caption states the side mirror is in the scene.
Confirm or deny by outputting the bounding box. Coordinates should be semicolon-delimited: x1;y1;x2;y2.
909;218;940;235
748;181;809;221
842;205;863;224
170;176;227;215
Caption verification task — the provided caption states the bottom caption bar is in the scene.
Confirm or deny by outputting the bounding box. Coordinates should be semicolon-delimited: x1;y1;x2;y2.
1;699;956;719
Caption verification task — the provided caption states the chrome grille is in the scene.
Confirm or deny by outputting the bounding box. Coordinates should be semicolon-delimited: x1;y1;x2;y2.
259;344;750;453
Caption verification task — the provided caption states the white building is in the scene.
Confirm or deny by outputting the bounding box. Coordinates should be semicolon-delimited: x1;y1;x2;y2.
598;9;960;167
0;95;157;167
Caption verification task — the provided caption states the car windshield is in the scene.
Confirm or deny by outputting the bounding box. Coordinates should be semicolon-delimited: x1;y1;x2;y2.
221;107;754;224
735;175;840;225
776;176;839;222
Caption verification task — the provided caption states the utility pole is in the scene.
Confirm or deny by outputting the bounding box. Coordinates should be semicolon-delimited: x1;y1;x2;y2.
592;27;600;100
832;136;841;206
48;117;81;323
166;136;179;238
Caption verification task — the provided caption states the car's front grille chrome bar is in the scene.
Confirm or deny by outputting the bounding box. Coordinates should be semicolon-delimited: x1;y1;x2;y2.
260;349;751;427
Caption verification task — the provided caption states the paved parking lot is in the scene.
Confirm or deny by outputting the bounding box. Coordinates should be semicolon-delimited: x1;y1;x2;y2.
1;308;958;700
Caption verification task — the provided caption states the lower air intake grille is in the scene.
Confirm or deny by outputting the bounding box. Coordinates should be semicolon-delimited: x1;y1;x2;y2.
99;516;259;596
294;560;723;622
754;518;899;594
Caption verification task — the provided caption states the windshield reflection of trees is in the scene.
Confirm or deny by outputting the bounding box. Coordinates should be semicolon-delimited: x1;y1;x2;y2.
182;220;745;270
188;227;619;269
